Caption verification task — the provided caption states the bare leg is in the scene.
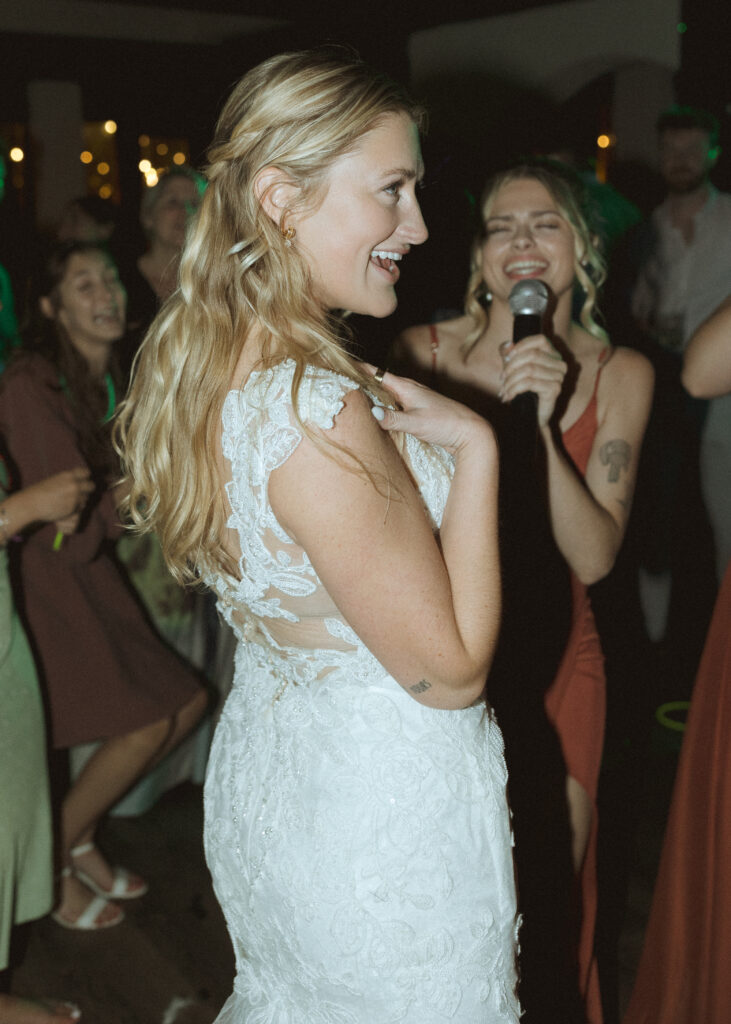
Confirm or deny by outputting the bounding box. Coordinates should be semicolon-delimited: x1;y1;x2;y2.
56;689;207;923
566;774;593;873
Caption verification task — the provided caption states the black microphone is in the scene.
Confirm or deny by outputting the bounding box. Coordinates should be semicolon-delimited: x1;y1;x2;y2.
507;279;550;422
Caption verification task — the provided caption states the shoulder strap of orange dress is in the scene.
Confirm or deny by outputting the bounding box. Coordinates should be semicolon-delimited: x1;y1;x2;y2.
429;323;440;374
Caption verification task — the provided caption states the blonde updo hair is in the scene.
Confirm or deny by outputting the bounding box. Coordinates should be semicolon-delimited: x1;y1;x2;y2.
116;48;425;584
462;160;607;358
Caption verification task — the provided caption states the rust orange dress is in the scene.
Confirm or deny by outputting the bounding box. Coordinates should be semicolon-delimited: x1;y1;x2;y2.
623;560;731;1024
548;364;607;1024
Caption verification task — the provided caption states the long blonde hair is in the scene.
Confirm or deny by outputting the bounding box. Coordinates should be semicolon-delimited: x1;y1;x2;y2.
462;160;607;358
115;49;424;584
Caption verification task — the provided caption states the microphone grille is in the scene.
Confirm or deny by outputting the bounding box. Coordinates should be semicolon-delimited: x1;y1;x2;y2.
508;279;549;316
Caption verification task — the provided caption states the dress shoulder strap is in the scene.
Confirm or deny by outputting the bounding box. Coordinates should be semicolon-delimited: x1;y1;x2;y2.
591;344;613;399
429;323;440;374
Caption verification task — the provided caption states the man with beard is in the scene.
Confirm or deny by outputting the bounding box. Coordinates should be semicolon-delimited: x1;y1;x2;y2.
629;106;727;704
633;106;729;351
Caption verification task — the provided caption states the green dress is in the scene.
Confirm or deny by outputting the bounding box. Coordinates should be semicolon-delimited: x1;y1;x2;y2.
0;491;53;968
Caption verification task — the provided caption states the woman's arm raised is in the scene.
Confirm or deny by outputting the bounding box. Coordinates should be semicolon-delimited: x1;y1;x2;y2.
682;295;731;398
268;376;500;710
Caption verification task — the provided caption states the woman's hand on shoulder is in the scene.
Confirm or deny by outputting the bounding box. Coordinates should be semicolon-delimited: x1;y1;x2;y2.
267;384;496;709
498;334;568;428
367;367;496;459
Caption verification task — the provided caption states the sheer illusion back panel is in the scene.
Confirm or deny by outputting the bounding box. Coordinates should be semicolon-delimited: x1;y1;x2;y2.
209;360;454;659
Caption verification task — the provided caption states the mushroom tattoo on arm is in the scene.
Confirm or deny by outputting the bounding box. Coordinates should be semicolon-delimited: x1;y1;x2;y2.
600;439;631;483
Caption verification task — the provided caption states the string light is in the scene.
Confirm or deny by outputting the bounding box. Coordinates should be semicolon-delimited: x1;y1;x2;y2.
138;158;152;173
99;184;112;199
97;161;110;175
156;142;168;156
80;150;93;164
104;120;118;134
9;147;24;163
597;134;611;149
172;152;186;165
138;134;150;147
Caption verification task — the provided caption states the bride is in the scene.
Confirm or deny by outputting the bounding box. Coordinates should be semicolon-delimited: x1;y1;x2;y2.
118;49;520;1023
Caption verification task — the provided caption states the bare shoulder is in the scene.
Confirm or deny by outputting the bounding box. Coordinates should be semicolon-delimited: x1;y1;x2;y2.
320;385;384;449
601;345;654;394
595;344;654;433
391;323;433;369
391;315;470;372
281;385;396;476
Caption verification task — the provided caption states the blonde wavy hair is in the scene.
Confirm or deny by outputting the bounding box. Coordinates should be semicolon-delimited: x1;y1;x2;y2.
115;48;425;585
462;160;607;359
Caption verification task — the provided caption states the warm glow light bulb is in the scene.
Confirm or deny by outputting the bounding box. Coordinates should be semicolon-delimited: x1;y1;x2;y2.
597;134;611;149
80;150;93;164
9;147;24;163
97;161;110;175
145;170;159;187
138;134;150;147
104;120;118;135
172;152;186;165
99;184;112;199
138;159;152;173
156;143;168;156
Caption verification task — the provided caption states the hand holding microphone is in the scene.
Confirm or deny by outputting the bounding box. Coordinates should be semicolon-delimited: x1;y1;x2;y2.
500;279;567;429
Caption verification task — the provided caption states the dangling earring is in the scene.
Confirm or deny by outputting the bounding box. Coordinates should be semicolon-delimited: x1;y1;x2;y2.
281;224;296;246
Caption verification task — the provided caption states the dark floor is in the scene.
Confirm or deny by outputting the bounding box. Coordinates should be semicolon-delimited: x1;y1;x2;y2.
10;742;680;1024
10;783;234;1024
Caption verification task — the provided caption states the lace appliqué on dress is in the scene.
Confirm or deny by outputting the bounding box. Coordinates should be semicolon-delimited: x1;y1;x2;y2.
202;359;521;1023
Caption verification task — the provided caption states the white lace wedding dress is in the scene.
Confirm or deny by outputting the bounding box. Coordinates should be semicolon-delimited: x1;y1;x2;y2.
203;361;521;1023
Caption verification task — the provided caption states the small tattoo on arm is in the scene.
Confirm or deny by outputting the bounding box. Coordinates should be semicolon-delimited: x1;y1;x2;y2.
410;679;432;694
600;439;631;483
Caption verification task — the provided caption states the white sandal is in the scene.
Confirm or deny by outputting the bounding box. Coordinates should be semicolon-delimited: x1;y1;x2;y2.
70;842;149;901
51;867;125;930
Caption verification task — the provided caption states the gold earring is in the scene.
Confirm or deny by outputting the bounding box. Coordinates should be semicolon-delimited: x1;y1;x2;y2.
281;224;296;246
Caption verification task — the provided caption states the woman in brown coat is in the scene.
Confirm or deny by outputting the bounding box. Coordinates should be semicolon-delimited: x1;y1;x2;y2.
0;242;207;930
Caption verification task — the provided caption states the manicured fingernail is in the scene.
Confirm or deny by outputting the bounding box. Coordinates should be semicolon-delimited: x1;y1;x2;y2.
371;405;385;421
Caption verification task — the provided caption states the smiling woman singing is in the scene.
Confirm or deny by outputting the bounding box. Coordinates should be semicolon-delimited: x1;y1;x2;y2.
392;160;655;1024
